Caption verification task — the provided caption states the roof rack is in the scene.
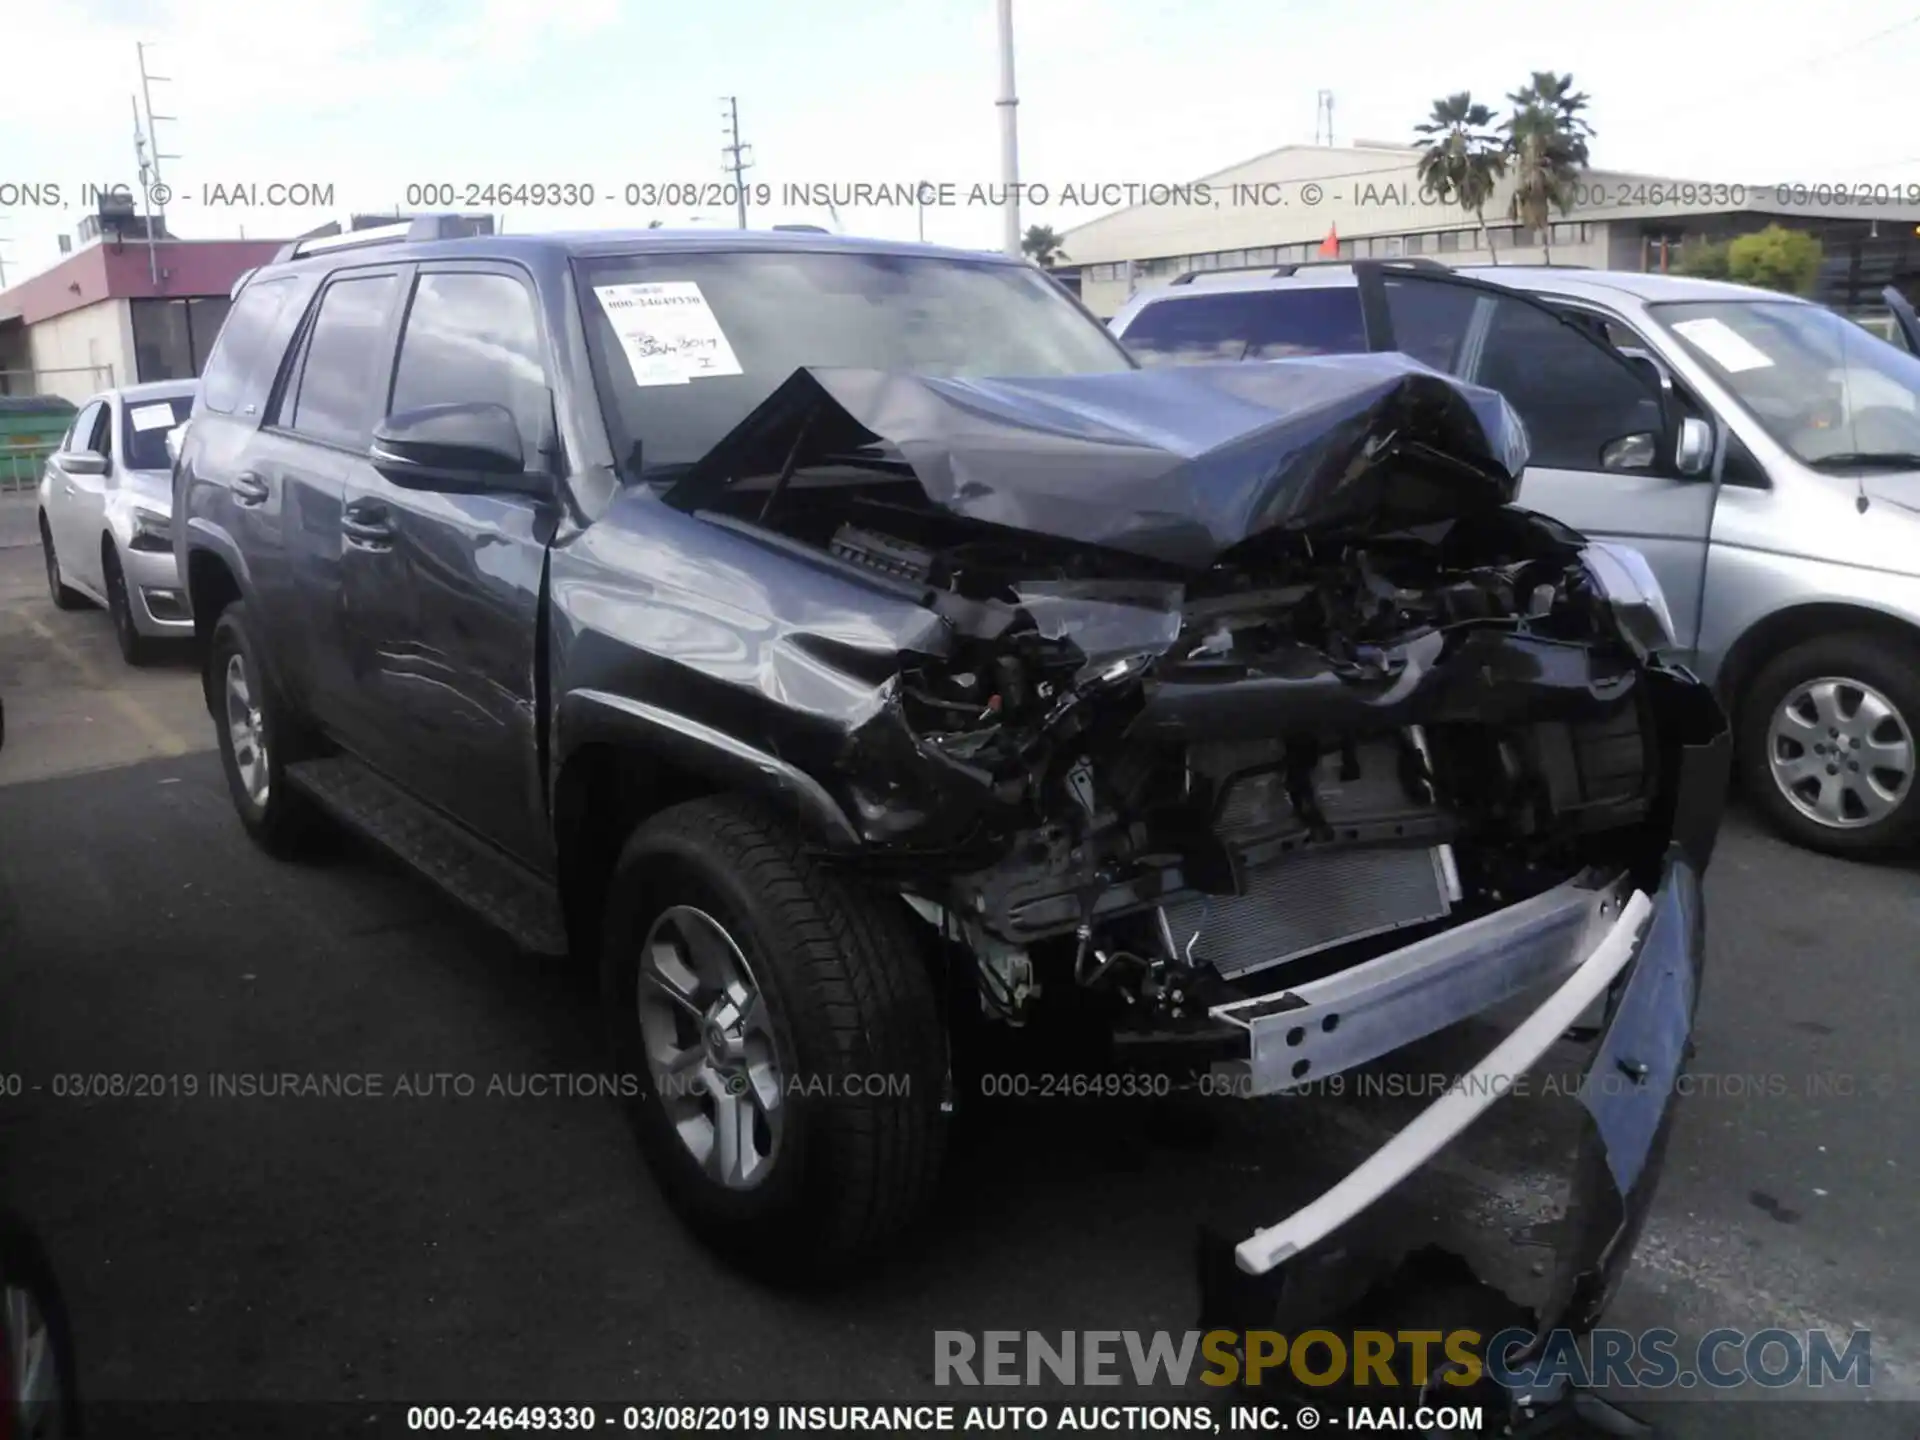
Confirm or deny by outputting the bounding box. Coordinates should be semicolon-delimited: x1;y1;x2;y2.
771;224;831;233
271;214;494;264
1166;255;1447;285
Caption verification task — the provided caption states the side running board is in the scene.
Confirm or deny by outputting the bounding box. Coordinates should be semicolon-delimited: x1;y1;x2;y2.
285;757;569;956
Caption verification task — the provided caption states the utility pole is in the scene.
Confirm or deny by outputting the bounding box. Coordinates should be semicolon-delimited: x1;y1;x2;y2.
996;0;1021;258
135;42;180;284
0;235;11;290
720;97;753;230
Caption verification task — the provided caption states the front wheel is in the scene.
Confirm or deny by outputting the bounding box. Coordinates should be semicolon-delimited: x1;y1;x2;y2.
103;547;154;666
601;795;948;1284
1740;632;1920;856
207;602;322;859
38;520;84;611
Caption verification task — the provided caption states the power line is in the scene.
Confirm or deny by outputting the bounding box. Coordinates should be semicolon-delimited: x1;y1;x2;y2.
1643;9;1920;124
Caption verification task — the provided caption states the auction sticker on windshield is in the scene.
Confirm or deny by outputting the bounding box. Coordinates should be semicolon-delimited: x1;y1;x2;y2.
593;281;744;386
1671;317;1775;373
129;402;179;431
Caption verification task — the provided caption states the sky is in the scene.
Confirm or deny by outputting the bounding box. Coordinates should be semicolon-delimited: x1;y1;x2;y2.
3;0;1919;283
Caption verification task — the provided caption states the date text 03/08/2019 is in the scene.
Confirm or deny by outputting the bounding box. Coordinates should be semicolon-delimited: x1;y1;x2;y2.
402;1403;1480;1432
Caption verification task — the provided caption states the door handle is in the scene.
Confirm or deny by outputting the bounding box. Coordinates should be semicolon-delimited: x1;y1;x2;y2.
232;471;270;507
342;499;395;547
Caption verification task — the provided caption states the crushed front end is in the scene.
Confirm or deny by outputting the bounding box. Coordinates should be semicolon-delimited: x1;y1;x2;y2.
664;355;1730;1415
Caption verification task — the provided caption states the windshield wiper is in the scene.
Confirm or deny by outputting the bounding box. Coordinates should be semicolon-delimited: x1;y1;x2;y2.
1806;451;1920;470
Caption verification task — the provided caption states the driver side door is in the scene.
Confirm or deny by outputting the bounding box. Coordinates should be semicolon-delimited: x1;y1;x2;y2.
1352;264;1715;663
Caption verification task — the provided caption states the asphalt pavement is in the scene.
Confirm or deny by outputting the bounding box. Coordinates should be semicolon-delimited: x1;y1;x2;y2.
1;514;1916;1437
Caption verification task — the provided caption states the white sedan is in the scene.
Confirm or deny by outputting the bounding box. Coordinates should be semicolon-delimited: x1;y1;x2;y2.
37;379;196;665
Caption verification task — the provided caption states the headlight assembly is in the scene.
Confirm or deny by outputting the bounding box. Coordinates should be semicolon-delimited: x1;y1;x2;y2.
1581;542;1676;657
128;505;174;553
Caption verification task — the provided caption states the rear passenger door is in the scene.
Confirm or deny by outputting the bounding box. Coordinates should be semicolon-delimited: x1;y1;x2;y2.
254;265;410;736
1353;264;1715;662
337;263;560;867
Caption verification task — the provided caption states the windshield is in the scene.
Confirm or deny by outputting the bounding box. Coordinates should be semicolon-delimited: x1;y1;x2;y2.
576;249;1134;478
1652;299;1920;466
121;393;194;471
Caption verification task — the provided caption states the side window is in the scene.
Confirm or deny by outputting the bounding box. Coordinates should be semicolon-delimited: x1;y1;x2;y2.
287;274;402;449
1120;295;1255;367
66;401;105;454
1468;294;1661;471
200;278;301;417
388;272;550;464
1381;278;1479;373
98;403;114;463
1240;288;1367;359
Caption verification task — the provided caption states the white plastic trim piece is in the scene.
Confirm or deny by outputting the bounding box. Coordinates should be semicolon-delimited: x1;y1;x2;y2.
1234;888;1654;1276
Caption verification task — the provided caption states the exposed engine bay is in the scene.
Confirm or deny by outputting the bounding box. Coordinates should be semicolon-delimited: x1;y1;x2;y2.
689;450;1672;1041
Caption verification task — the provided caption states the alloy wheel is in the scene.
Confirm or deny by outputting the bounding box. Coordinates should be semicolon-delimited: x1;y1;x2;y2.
224;652;270;807
4;1280;64;1437
1768;675;1914;830
636;904;786;1190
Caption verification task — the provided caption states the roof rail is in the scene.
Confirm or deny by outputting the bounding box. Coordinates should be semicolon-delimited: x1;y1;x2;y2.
270;213;494;264
1166;255;1447;285
771;223;830;233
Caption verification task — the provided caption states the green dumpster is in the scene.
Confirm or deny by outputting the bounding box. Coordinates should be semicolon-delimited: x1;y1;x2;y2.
0;395;77;493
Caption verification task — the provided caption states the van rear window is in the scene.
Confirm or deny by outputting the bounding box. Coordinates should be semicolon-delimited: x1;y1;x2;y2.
1118;289;1367;367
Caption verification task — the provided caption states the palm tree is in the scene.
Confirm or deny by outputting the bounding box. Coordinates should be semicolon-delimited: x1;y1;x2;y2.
1022;224;1067;268
1413;92;1508;264
1501;72;1595;264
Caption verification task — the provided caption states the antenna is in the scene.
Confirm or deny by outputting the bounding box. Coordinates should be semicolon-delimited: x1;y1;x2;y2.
1314;90;1335;146
135;41;181;285
720;97;753;229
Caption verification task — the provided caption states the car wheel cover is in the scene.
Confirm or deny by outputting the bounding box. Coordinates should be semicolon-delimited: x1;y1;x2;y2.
223;651;270;808
1767;674;1915;829
636;904;786;1191
5;1279;65;1436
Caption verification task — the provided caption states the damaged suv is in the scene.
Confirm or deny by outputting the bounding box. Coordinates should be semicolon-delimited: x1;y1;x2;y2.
176;226;1727;1325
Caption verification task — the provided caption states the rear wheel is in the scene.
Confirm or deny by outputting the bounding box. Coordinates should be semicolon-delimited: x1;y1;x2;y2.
1740;632;1920;856
103;546;154;666
38;519;84;611
208;602;323;858
601;795;947;1284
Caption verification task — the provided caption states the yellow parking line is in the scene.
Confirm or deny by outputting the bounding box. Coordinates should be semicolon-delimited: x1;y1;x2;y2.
22;612;192;758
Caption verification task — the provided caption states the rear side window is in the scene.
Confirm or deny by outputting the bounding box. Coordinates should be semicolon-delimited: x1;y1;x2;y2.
389;272;550;462
199;278;301;417
287;274;402;448
1120;289;1367;367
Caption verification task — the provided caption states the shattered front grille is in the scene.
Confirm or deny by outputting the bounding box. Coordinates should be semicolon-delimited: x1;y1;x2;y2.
1161;846;1454;980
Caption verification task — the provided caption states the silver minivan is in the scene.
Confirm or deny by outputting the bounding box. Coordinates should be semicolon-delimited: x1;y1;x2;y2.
1111;263;1920;856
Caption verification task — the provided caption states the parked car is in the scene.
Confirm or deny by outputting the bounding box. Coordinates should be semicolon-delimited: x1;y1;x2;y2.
174;222;1723;1378
1112;263;1920;856
36;379;197;665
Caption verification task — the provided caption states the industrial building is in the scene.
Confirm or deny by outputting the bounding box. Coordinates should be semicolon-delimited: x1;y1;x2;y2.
1058;141;1920;319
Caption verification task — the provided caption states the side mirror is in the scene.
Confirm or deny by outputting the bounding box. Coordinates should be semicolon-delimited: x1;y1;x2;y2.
1675;416;1714;477
370;403;543;495
1601;432;1659;472
61;450;108;476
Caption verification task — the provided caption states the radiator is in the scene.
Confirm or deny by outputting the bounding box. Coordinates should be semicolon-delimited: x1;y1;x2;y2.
1161;845;1457;981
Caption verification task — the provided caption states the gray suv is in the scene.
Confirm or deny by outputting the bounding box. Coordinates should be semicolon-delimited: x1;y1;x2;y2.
172;217;1723;1370
1113;262;1920;856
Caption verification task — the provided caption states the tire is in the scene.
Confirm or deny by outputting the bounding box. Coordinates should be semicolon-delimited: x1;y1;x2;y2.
0;1209;83;1438
38;518;85;611
601;795;947;1284
207;602;322;859
1739;631;1920;856
102;547;155;667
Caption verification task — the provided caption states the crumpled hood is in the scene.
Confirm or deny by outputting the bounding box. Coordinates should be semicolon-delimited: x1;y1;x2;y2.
666;352;1530;570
